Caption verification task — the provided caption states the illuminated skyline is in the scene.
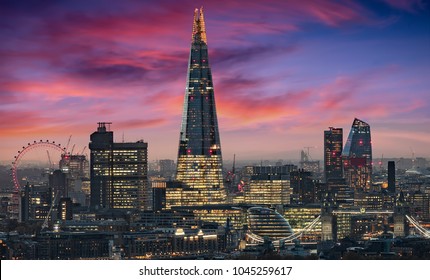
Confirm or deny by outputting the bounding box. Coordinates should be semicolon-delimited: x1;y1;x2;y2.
1;0;429;163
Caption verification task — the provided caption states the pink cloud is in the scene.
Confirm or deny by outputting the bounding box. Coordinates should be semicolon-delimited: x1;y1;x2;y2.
116;119;167;129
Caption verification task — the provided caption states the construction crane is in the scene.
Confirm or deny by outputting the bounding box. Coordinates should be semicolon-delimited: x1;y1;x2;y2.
65;135;72;154
225;154;237;193
46;150;52;170
410;147;416;169
70;144;75;155
303;146;315;160
80;146;87;155
379;154;384;172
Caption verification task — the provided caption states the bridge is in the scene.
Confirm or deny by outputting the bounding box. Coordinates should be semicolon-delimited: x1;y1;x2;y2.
406;215;430;238
246;209;430;245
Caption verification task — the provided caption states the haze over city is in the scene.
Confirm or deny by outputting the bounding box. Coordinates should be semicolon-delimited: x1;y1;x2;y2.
1;0;429;163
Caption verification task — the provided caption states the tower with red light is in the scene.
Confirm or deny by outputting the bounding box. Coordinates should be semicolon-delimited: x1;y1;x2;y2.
174;8;226;206
324;127;343;182
342;118;372;192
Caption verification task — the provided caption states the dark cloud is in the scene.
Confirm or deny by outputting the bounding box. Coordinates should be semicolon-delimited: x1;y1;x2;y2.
212;44;298;66
73;63;149;82
216;74;264;91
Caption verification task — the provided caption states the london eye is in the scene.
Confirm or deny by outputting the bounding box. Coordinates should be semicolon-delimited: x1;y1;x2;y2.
11;140;66;190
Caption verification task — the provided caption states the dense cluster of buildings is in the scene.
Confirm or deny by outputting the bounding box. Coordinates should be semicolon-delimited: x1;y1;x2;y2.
1;7;429;260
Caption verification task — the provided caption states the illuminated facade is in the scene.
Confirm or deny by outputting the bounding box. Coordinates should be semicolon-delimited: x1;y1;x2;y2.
342;118;372;192
123;228;226;259
175;7;226;205
20;183;51;222
324;127;343;182
165;181;185;209
89;122;148;210
151;178;167;211
245;176;292;205
327;177;354;207
174;205;247;230
247;207;294;241
244;165;296;206
290;169;317;204
283;205;321;241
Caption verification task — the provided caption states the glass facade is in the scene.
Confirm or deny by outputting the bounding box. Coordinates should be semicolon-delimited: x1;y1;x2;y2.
245;176;292;205
324;127;343;181
342;118;372;192
243;165;296;206
89;123;149;210
186;205;247;230
175;8;226;205
247;207;294;241
283;205;321;241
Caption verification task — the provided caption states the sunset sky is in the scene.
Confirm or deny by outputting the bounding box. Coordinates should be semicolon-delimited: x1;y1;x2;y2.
1;0;429;164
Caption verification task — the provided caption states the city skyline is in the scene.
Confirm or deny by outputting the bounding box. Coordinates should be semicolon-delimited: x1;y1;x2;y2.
1;0;430;164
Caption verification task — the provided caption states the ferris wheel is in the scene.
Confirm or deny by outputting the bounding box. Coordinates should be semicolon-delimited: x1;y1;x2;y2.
11;140;66;190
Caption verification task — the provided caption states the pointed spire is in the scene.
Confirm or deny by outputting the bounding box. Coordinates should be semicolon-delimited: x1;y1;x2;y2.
192;8;199;39
198;7;207;44
191;7;207;44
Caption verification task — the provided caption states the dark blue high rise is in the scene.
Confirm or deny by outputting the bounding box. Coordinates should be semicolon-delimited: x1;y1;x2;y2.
342;118;372;192
175;8;226;206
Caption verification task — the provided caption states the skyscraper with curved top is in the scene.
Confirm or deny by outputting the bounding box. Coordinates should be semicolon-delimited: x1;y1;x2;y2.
342;118;372;192
175;7;226;206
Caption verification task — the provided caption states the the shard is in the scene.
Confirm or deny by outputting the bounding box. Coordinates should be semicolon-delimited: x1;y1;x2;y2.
175;7;226;205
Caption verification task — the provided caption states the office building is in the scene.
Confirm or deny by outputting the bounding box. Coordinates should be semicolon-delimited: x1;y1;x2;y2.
324;127;343;182
290;169;317;204
283;204;322;241
58;197;73;221
244;165;296;205
158;159;175;179
59;154;90;206
89;122;148;210
388;161;395;193
342;118;372;192
49;170;67;199
247;207;294;241
300;150;320;177
175;7;226;205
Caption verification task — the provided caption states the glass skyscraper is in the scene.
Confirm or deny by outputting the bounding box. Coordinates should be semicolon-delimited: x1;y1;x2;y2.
324;127;354;206
342;118;372;192
175;8;226;205
324;127;343;182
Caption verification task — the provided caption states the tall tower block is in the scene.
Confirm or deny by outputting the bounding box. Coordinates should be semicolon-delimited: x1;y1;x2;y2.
324;127;343;182
342;118;372;192
175;8;226;206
